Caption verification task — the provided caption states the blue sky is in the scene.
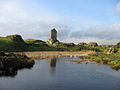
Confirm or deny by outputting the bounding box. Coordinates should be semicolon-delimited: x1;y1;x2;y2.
0;0;120;44
21;0;120;23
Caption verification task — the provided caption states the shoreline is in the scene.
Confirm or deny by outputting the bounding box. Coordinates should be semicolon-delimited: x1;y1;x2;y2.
86;53;120;70
24;51;94;59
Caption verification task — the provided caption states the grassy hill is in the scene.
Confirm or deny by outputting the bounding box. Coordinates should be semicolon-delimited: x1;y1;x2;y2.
0;36;27;52
0;35;60;52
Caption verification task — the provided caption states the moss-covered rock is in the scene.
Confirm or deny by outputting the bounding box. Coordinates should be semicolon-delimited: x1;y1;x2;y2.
105;46;117;54
0;52;35;77
78;42;87;46
88;42;98;47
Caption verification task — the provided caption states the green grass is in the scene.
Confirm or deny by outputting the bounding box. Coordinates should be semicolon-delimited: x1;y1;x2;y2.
0;37;59;52
25;39;44;44
111;53;120;57
90;53;117;61
0;36;111;52
50;42;82;51
49;42;102;51
25;39;60;51
89;53;120;70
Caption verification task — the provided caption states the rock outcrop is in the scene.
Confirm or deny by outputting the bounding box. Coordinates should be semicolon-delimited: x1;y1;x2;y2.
0;52;35;77
117;42;120;46
106;47;116;54
6;34;26;44
78;42;87;46
88;42;98;47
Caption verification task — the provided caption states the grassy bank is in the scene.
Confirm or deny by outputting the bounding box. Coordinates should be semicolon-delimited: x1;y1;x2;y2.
87;53;120;70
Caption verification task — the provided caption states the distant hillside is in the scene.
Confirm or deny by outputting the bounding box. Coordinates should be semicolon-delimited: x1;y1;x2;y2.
0;34;114;52
24;39;59;51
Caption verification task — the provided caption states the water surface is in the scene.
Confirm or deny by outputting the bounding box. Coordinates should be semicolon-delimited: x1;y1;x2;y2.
0;57;120;90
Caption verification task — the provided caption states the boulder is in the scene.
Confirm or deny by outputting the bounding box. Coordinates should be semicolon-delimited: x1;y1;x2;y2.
63;43;75;47
78;42;87;46
106;47;117;54
116;42;120;48
69;43;75;46
88;42;98;47
117;42;120;46
0;52;5;56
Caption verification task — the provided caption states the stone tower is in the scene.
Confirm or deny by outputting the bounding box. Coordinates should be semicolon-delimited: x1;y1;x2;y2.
47;28;59;44
50;28;57;41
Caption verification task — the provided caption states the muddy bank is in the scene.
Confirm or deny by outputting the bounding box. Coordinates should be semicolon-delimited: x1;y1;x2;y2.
24;51;94;59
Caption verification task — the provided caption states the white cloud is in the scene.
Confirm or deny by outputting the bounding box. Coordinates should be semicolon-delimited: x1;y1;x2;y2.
0;0;70;41
0;0;120;45
64;37;120;45
0;1;34;37
71;24;120;38
69;24;120;44
0;1;31;23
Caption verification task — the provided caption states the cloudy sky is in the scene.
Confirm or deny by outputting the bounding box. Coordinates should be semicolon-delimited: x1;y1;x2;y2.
0;0;120;44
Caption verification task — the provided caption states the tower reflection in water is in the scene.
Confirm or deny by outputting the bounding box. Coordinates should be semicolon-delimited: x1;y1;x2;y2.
48;58;57;67
48;58;57;76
